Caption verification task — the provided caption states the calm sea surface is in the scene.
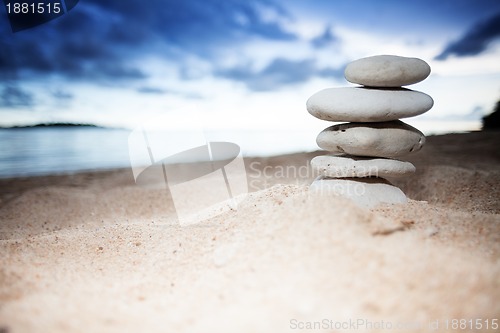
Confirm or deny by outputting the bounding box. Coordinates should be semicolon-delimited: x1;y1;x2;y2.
0;127;320;179
0;127;132;178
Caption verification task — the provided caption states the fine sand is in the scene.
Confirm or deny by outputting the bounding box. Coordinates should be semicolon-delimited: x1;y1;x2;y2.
0;131;499;333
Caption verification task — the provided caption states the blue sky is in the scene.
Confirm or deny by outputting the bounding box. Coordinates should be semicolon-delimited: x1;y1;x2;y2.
1;0;500;136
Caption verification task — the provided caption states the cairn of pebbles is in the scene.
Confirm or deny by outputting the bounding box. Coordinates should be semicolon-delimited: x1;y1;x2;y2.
307;55;433;207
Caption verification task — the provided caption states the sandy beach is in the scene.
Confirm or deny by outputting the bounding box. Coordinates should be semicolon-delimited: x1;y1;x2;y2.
0;131;499;333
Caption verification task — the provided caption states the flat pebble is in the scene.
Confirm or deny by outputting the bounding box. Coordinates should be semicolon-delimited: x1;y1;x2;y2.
345;55;431;87
310;176;407;208
307;87;433;122
316;120;425;158
311;155;416;178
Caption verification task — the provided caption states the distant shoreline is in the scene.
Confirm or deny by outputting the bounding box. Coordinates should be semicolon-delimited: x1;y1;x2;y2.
0;123;123;130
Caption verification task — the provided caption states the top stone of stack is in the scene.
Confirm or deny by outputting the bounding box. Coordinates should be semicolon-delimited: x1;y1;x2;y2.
344;55;431;87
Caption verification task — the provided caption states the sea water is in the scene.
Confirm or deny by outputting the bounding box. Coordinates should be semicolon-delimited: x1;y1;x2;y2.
0;127;319;178
0;127;132;178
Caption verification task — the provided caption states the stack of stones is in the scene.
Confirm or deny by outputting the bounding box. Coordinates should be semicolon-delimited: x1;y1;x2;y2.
307;55;433;207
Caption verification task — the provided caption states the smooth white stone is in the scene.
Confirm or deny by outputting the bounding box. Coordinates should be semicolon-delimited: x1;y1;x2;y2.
310;176;407;208
345;55;431;87
311;155;416;178
306;87;434;122
316;120;425;158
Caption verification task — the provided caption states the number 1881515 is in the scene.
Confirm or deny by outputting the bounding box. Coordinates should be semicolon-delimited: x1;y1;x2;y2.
6;2;62;14
444;319;498;330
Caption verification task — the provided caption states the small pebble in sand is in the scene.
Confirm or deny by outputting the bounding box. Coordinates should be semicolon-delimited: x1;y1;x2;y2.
425;227;439;237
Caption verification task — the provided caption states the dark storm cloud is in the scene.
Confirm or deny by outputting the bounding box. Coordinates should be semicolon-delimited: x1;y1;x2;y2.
0;85;34;108
435;11;500;60
86;0;295;46
0;7;146;82
0;0;296;83
216;58;344;91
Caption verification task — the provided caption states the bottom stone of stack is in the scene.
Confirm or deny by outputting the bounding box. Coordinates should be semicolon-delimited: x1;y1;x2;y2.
310;176;407;208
